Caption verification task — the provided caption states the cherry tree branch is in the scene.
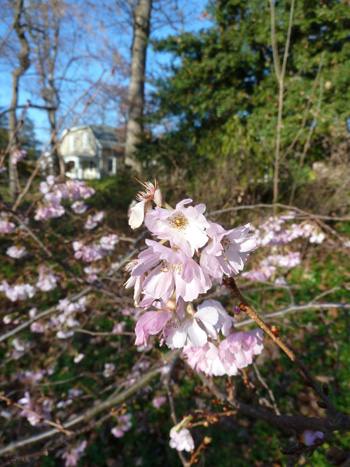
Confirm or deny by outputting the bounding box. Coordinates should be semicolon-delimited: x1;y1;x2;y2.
223;277;340;417
0;350;182;456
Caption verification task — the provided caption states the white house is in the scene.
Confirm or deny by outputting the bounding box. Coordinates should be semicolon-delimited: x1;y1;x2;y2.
60;125;125;180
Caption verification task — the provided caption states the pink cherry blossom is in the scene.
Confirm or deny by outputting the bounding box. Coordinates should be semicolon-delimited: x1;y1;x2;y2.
84;266;100;283
152;396;167;408
74;353;85;363
99;233;119;251
135;311;172;346
6;246;27;259
183;329;264;376
198;299;234;337
18;392;52;426
36;266;59;291
84;211;104;229
128;180;163;229
39;175;56;194
124;260;144;306
183;342;226;376
145;199;210;257
200;222;257;281
242;263;276;282
218;329;264;376
34;202;65;221
164;303;218;349
0;280;36;301
22;369;46;383
62;441;87;467
73;241;105;262
103;363;116;378
71;200;88;214
133;240;211;307
11;149;27;164
0;217;15;233
30;322;45;333
111;413;132;438
169;427;194;452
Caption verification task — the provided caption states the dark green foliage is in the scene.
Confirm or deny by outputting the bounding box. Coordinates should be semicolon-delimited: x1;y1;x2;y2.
138;0;350;207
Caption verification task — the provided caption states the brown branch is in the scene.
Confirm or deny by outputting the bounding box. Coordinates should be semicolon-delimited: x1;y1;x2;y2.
223;277;339;417
234;302;350;329
270;0;296;212
0;350;182;456
200;374;350;434
0;395;71;436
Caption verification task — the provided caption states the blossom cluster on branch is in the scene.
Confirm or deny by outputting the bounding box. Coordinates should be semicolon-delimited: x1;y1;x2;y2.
125;181;263;380
243;212;326;284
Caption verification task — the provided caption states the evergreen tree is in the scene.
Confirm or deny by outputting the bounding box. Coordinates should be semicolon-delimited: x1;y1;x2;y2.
138;0;350;204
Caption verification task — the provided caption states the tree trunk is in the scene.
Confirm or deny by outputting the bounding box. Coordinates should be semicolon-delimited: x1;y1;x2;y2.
48;107;65;176
124;0;152;172
8;0;30;202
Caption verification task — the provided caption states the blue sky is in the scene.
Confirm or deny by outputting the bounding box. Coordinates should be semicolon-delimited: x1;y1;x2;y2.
0;0;212;148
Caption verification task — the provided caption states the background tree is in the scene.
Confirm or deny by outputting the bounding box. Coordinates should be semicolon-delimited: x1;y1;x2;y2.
137;0;350;212
8;0;30;201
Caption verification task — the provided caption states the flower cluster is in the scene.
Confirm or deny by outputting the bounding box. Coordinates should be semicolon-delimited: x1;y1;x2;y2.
0;214;15;233
253;213;325;247
50;297;87;339
0;280;36;302
72;233;119;262
6;245;27;259
18;392;52;426
243;212;326;284
170;427;194;452
125;182;263;378
35;175;95;221
62;441;87;467
11;149;27;164
111;413;133;438
183;328;264;376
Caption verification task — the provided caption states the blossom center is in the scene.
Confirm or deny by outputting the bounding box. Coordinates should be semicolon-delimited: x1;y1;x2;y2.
160;260;182;274
169;212;188;232
221;237;231;251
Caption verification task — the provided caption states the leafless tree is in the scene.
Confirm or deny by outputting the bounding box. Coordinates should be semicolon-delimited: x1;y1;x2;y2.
124;0;152;171
8;0;30;201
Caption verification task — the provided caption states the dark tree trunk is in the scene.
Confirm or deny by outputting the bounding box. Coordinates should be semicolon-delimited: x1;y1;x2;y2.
124;0;152;172
8;0;30;202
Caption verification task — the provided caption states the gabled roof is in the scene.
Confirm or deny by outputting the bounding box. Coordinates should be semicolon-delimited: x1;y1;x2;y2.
62;125;125;151
89;125;124;150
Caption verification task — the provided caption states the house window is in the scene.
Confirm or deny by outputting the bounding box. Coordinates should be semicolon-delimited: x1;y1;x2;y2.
83;132;89;149
108;158;113;173
82;160;95;170
70;135;76;152
108;158;116;174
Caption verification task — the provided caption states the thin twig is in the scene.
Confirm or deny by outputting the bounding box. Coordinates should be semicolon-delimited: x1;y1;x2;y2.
13;69;115;211
252;362;281;416
0;395;71;435
0;350;181;456
270;0;296;212
223;277;339;416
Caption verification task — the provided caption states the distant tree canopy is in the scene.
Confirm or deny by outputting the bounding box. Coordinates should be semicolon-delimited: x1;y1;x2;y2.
137;0;350;201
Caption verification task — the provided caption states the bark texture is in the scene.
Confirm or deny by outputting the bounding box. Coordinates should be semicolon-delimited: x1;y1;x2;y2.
8;0;30;201
124;0;152;171
27;2;64;176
